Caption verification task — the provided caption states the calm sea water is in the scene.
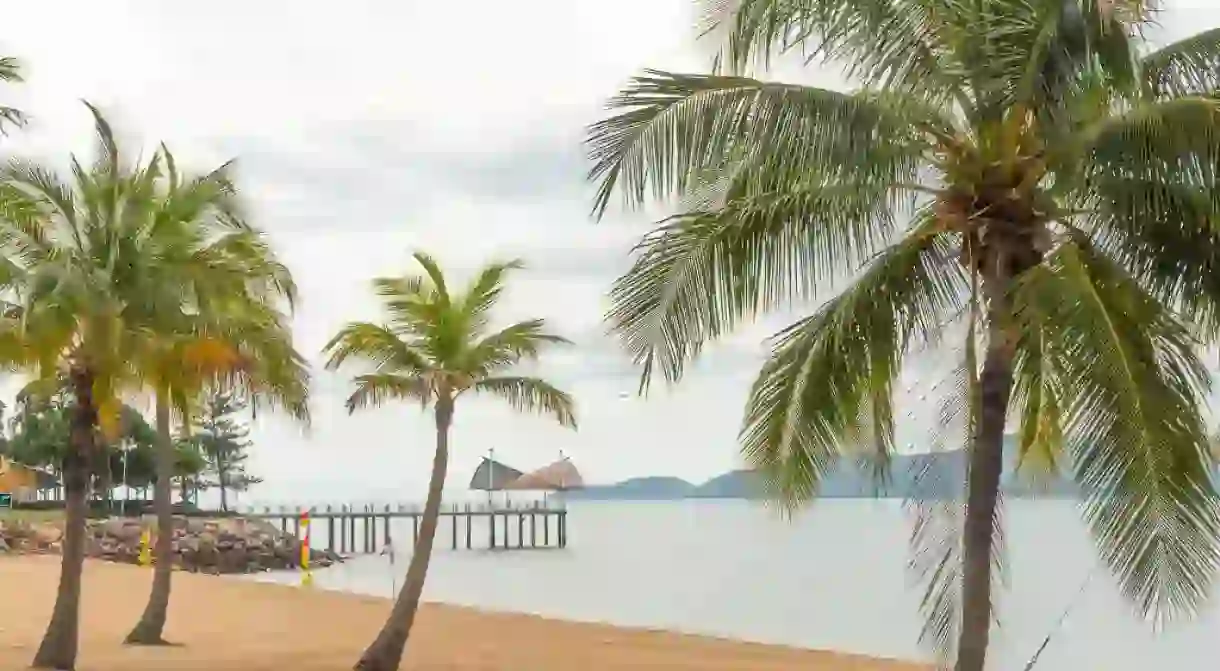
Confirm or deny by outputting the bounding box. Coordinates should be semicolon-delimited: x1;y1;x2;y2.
244;500;1212;669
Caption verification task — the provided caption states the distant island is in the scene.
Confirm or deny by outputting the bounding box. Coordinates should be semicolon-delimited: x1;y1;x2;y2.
564;439;1080;501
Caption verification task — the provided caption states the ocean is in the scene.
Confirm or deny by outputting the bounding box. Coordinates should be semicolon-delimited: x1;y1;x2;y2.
243;499;1212;669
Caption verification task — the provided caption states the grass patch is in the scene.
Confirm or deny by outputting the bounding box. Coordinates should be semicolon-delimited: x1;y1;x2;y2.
0;509;67;523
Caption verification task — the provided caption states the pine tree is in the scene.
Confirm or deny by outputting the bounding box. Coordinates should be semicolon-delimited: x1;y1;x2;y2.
192;390;259;512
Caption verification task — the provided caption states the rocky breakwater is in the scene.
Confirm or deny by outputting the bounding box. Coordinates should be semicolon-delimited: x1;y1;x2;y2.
0;515;343;575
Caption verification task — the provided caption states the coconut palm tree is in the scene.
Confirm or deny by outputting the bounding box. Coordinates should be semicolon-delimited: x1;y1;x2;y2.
121;148;309;647
0;102;170;669
323;251;577;671
585;2;1220;670
0;102;305;669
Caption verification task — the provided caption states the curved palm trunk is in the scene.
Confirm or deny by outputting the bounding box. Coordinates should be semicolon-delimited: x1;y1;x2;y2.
125;389;175;645
32;366;98;671
954;282;1016;671
354;395;453;671
217;452;229;513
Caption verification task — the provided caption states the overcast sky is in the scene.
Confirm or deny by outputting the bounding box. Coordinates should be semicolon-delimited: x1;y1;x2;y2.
1;1;1217;504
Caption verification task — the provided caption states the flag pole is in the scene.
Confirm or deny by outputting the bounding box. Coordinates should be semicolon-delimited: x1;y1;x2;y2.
487;448;494;508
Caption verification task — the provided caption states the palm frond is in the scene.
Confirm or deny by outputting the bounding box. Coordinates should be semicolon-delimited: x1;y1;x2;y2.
0;56;26;134
699;0;1143;120
1071;97;1220;332
345;373;431;413
0;56;23;83
408;250;450;305
586;70;930;217
374;274;442;336
907;489;964;669
0;106;25;135
321;322;429;373
1073;96;1220;171
468;376;577;429
1011;323;1065;484
212;310;312;426
469;319;572;375
1012;234;1220;623
739;219;967;508
81;100;121;178
607;179;902;392
0;158;81;253
1141;27;1220;98
697;0;968;105
905;297;982;665
459;258;525;333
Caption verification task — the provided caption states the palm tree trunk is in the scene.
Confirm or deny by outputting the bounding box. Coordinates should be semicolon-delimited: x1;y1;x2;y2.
354;395;453;671
32;365;98;670
218;452;229;513
954;289;1016;671
125;388;176;645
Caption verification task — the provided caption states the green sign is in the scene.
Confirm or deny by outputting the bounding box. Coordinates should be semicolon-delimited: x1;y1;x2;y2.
0;493;11;509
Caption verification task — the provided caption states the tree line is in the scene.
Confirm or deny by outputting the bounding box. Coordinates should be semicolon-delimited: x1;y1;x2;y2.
0;385;258;511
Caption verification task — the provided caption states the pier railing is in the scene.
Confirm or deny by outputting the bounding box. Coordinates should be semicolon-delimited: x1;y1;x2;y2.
233;500;568;554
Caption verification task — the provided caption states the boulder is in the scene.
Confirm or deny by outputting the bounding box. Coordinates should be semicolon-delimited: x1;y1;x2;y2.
101;518;143;542
34;525;62;543
0;514;340;575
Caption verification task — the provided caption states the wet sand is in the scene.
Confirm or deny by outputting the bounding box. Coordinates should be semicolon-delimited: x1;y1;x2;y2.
0;555;926;670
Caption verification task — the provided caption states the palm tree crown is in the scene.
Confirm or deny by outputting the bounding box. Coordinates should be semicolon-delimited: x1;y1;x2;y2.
586;1;1220;668
324;251;576;424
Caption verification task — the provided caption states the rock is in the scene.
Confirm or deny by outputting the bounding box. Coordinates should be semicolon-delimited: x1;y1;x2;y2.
101;518;143;542
184;518;208;534
32;524;62;545
0;513;344;576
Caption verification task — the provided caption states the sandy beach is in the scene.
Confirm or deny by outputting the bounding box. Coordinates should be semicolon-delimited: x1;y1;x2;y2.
0;555;926;671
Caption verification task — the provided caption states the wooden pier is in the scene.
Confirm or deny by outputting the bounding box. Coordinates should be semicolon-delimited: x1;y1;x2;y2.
239;500;568;555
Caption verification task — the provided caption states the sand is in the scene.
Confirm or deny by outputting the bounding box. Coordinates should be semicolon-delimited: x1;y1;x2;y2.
0;555;926;670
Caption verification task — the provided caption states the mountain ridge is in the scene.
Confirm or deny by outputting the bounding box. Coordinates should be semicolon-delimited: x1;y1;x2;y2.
565;439;1081;501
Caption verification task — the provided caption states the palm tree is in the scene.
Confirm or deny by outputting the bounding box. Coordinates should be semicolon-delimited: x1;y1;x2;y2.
0;103;165;669
121;147;309;647
323;251;577;671
585;2;1220;670
0;102;301;669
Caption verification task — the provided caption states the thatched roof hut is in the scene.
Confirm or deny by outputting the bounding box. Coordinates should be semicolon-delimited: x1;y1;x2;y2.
504;457;583;491
468;457;525;491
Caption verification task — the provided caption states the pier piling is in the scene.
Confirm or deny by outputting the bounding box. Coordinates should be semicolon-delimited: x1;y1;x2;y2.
241;499;568;555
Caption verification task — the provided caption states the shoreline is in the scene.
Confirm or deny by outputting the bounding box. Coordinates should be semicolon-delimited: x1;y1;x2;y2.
239;565;885;657
0;555;927;670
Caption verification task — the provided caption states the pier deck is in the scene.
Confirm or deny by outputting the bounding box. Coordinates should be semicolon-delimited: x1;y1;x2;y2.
238;500;568;554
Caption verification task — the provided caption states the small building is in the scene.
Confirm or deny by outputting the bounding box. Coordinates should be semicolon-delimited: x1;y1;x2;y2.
0;456;56;503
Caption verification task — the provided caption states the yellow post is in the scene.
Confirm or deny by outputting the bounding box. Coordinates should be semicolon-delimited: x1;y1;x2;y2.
300;511;313;588
137;528;152;567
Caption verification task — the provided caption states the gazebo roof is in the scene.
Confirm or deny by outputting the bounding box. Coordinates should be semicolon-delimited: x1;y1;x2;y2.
468;457;525;491
504;457;583;491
